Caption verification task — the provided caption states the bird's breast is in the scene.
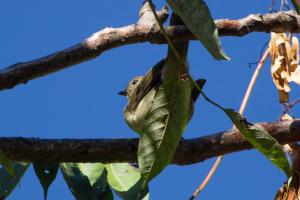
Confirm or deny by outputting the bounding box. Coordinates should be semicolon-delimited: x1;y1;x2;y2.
124;88;157;134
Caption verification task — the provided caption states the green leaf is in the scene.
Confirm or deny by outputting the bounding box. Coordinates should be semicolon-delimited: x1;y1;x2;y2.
60;163;112;200
291;0;300;14
166;0;229;60
106;163;149;200
103;185;114;200
138;76;191;190
224;109;292;177
0;149;15;177
33;163;59;200
0;162;30;199
137;13;193;192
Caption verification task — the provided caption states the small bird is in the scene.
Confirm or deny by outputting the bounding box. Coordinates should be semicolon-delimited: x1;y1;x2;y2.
119;59;206;134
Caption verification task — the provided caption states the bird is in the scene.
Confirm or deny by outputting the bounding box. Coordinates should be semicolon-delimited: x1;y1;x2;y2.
119;59;206;135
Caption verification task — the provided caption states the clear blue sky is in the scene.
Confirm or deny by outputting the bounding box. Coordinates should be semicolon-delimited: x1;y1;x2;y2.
0;0;298;199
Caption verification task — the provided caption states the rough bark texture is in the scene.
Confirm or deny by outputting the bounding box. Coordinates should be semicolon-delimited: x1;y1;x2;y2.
0;120;299;164
1;11;300;91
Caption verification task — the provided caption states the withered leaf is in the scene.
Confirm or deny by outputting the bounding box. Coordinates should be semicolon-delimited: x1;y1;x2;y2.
269;33;300;103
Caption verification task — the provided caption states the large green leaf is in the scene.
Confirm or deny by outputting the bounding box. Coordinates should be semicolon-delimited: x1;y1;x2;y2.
0;162;30;199
167;0;229;60
33;163;59;200
0;149;15;177
138;76;191;190
224;109;292;177
137;12;193;192
106;163;149;200
60;163;112;200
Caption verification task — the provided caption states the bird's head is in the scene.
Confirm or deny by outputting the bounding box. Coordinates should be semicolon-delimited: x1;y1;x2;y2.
118;76;143;100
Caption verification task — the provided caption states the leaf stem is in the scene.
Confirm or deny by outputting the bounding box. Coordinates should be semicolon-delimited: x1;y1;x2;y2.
190;48;269;199
146;0;184;65
146;0;226;112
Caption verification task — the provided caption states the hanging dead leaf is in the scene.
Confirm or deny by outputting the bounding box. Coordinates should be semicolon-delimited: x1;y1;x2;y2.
278;89;289;103
277;34;291;82
269;33;300;103
290;37;299;70
269;32;278;65
291;67;300;85
275;185;298;200
274;182;293;200
271;56;291;92
290;37;300;85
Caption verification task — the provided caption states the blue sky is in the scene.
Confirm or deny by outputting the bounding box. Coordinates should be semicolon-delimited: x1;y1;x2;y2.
0;0;298;199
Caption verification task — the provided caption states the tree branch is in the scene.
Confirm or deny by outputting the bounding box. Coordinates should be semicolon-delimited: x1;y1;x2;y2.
0;10;300;91
1;120;299;165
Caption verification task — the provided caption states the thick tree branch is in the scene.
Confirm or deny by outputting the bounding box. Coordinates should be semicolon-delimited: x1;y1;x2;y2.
1;11;300;91
1;120;299;165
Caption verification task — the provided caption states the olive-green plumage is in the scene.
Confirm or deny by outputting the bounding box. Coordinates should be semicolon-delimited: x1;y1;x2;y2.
119;60;205;134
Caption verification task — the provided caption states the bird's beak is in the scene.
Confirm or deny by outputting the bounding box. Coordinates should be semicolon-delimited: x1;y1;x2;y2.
118;90;127;96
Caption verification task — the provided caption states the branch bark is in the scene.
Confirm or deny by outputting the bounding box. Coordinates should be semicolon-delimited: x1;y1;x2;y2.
1;120;299;164
1;10;300;91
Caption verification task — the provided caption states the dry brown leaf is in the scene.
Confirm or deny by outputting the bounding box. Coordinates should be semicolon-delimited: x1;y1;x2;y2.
291;37;300;85
274;147;300;200
269;33;300;103
274;183;297;200
272;56;287;91
270;32;278;64
291;67;300;85
278;36;291;81
291;37;299;68
278;89;289;103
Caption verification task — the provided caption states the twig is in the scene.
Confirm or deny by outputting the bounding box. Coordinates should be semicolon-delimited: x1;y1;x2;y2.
190;48;270;199
189;156;223;200
280;0;288;11
239;49;270;114
282;97;300;114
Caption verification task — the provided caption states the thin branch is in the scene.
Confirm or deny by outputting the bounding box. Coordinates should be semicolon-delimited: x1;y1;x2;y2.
238;49;270;115
189;156;223;200
0;120;299;164
1;11;300;91
282;97;300;114
190;48;270;199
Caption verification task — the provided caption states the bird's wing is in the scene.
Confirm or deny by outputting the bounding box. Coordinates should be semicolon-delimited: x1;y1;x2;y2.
126;59;165;112
191;79;206;103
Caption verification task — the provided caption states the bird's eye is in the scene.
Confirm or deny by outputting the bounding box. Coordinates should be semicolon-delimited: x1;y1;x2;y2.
132;79;139;85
